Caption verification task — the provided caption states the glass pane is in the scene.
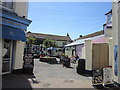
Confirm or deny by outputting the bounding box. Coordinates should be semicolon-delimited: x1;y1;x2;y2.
2;0;13;9
2;39;11;73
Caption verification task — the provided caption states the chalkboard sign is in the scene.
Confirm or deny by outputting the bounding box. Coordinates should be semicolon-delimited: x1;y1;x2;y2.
23;53;34;74
24;54;34;65
92;69;103;85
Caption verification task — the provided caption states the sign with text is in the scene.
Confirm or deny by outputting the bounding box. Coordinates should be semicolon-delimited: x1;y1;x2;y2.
23;53;34;68
92;69;103;85
114;45;118;76
103;67;113;85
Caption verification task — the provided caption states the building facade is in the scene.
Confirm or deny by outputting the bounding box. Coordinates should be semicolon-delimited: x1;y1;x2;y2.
0;0;31;75
112;0;120;85
65;10;112;71
26;32;72;56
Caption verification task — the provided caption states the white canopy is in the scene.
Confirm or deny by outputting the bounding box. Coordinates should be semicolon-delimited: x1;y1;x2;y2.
65;35;104;47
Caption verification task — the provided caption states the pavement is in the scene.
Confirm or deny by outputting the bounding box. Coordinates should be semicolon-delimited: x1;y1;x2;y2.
2;59;119;89
31;59;93;88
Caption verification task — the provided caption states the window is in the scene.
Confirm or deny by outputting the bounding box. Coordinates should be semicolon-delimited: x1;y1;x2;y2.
1;0;13;10
107;13;112;23
63;42;67;46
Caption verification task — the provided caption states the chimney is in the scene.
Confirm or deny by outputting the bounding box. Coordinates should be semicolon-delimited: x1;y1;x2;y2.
67;33;69;37
80;35;82;38
23;16;26;18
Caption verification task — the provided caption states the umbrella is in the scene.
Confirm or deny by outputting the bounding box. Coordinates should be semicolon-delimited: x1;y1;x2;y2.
47;47;57;50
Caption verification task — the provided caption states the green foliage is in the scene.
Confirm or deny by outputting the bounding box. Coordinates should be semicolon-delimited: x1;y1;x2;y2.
43;39;57;48
27;36;36;44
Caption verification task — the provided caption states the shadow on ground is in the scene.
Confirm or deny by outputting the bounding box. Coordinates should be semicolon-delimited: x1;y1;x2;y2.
2;74;38;89
77;70;93;77
93;84;120;90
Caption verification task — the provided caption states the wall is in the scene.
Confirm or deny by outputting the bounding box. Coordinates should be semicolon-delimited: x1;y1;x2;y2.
85;40;92;70
81;46;85;59
118;2;120;83
75;44;84;58
108;38;114;80
104;28;112;37
108;38;114;66
112;1;119;83
65;47;74;58
14;0;29;18
14;41;25;70
56;41;64;47
56;41;70;47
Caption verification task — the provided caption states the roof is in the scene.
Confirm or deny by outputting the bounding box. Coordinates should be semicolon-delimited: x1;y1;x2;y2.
75;30;104;41
65;30;104;47
26;32;72;41
105;10;112;15
65;35;105;47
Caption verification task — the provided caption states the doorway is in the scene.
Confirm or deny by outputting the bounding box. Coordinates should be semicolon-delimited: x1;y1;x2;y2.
92;43;109;70
2;39;13;74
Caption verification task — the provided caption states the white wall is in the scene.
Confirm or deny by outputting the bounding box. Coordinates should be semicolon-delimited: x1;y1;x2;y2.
118;2;120;83
14;41;25;70
13;0;29;18
85;40;92;70
81;46;86;59
0;39;2;75
65;47;73;58
76;45;84;58
104;28;112;37
56;41;70;47
108;38;114;66
56;41;64;47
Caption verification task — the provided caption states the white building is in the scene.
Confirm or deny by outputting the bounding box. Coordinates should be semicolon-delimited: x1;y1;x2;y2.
65;9;112;71
0;0;31;75
112;0;120;85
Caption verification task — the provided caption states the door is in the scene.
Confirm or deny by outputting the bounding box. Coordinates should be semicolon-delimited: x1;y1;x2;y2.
2;39;12;74
92;43;109;70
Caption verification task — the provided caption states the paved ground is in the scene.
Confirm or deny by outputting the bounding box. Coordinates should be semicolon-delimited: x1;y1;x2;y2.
6;59;120;89
30;59;93;88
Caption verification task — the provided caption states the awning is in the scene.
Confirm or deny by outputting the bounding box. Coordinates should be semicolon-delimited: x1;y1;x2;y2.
0;7;32;42
65;35;105;47
2;25;26;42
47;47;57;50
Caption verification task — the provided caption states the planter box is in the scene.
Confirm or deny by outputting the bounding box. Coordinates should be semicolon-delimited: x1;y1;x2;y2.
40;57;57;64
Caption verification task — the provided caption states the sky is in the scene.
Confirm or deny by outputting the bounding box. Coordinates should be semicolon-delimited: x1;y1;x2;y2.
28;2;112;40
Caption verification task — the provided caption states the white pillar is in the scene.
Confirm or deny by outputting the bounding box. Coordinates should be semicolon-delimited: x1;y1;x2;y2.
117;2;120;83
85;40;92;70
14;41;25;70
108;38;114;66
112;1;119;83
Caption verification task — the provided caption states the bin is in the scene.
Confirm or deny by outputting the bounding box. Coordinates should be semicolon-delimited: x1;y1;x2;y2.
92;69;103;85
76;59;85;74
63;58;70;68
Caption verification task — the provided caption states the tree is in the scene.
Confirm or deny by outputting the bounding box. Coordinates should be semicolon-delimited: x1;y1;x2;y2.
27;36;36;44
26;36;36;53
43;39;56;48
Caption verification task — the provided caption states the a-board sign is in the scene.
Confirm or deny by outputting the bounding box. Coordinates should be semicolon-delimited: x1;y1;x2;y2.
23;53;34;68
103;67;113;85
92;69;103;85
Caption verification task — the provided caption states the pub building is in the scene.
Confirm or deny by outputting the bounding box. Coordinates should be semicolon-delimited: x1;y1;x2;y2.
0;1;31;75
